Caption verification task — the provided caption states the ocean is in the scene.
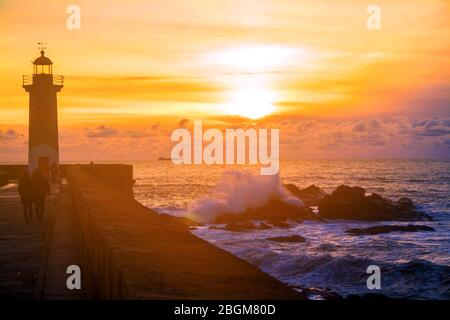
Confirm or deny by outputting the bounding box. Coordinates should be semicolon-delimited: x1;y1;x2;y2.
133;160;450;299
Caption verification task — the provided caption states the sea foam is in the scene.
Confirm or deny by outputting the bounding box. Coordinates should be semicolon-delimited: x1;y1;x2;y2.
188;170;303;222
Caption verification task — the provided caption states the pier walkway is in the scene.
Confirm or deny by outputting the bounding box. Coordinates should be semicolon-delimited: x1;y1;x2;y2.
0;184;45;299
0;182;84;299
0;165;303;300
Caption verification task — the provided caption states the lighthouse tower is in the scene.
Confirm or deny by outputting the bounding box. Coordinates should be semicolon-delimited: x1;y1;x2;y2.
23;46;64;177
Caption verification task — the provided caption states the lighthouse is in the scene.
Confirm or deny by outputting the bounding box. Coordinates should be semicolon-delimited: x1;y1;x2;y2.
23;45;64;177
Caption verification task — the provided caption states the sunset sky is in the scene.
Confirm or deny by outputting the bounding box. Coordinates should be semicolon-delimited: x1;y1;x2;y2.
0;0;449;161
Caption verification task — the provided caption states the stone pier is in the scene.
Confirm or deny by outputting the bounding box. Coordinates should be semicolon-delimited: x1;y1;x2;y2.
0;164;303;300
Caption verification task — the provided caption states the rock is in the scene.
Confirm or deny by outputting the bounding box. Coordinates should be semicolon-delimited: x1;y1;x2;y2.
300;287;343;300
259;222;273;230
332;185;365;200
290;285;343;299
318;185;431;221
270;220;290;228
208;222;256;232
224;221;258;232
368;192;383;201
284;184;328;207
283;183;299;195
346;225;435;236
267;235;306;243
397;197;414;209
209;221;275;232
213;198;315;224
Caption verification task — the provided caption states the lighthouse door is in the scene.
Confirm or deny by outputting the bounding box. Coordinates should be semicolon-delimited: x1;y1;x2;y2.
38;157;50;178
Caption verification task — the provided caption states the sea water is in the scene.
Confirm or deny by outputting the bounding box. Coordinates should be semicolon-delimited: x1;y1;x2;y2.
133;160;450;299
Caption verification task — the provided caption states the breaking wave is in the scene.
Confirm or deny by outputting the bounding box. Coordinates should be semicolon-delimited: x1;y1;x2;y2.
188;170;303;222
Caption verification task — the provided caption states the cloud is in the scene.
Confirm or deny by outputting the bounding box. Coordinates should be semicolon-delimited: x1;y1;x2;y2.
0;128;27;161
0;129;23;141
296;120;317;132
84;124;162;139
122;129;154;138
178;118;189;128
413;118;450;137
85;125;119;138
352;118;381;132
3;116;449;161
274;116;450;158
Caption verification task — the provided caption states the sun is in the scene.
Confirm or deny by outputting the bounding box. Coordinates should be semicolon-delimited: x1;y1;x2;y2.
208;44;301;119
226;85;276;119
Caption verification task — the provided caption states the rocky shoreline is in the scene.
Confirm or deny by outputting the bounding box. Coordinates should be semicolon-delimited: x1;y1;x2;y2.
317;185;432;221
193;183;442;300
346;224;435;236
205;184;432;234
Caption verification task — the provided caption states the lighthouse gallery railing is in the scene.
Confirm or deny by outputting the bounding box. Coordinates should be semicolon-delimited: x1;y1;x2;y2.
23;74;64;86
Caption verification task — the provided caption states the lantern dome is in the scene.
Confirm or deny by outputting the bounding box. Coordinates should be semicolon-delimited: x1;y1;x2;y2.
33;50;53;65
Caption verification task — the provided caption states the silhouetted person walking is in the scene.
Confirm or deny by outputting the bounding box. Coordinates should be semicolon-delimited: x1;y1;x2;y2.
18;170;33;222
31;168;50;221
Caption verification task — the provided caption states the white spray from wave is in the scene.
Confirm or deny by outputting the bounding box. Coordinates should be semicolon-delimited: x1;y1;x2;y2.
188;170;303;222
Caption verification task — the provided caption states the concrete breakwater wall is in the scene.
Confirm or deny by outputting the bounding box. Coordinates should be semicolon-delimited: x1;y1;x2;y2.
0;164;27;185
75;164;134;197
0;163;132;188
66;165;302;299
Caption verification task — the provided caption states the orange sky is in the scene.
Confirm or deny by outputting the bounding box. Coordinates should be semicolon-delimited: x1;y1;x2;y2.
0;0;449;161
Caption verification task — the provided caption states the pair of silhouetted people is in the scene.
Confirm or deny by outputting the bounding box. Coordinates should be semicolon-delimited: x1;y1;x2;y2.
18;168;51;223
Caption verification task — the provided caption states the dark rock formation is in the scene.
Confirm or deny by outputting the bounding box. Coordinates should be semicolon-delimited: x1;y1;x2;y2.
224;221;259;232
209;222;254;232
318;185;431;221
209;220;293;232
258;222;273;230
267;235;306;243
346;224;435;236
270;220;290;228
397;197;414;209
302;288;342;300
284;184;328;207
213;198;316;224
209;221;279;232
290;285;343;299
